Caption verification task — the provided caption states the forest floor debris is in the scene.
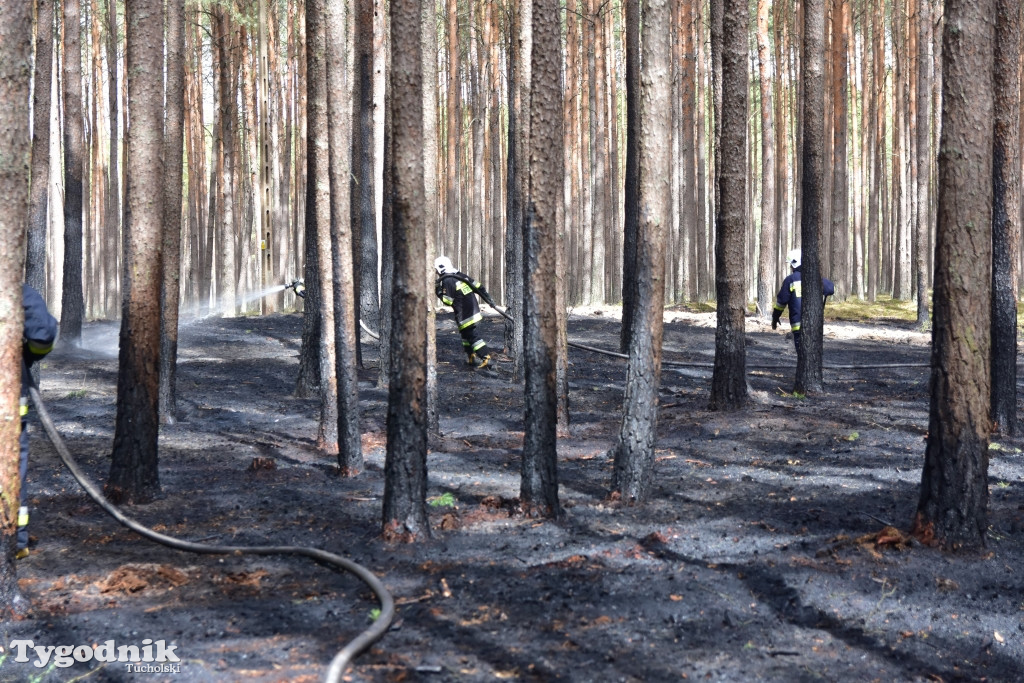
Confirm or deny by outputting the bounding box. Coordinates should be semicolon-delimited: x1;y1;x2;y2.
1;309;1022;682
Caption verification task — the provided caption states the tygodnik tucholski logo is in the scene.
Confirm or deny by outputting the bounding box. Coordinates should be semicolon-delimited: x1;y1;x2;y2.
6;638;181;673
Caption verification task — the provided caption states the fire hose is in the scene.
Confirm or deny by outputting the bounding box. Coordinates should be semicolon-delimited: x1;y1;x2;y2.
26;375;394;682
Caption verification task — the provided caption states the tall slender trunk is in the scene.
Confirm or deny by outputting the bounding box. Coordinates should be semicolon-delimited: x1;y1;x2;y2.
915;0;995;552
108;0;166;504
612;0;672;501
384;0;429;541
27;0;55;294
445;0;460;257
0;0;34;608
61;0;86;344
915;0;933;325
754;0;777;317
829;0;850;300
990;0;1021;436
710;0;749;410
159;0;186;425
521;0;562;517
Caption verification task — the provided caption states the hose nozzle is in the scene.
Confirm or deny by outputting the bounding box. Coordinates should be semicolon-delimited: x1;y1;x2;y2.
285;279;306;299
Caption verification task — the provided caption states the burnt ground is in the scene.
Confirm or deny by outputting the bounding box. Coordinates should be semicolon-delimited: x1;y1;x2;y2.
1;308;1023;683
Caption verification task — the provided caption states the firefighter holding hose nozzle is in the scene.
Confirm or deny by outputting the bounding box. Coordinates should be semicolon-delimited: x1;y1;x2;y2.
434;256;493;369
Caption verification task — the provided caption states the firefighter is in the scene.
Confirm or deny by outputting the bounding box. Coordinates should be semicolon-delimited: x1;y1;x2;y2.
18;284;58;559
434;256;492;368
771;249;835;353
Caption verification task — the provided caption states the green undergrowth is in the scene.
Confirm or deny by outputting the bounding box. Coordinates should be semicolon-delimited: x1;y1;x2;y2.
824;295;919;324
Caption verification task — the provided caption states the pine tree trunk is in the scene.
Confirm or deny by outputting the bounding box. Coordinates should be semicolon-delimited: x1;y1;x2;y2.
356;0;379;338
504;0;529;381
0;0;34;611
754;0;777;317
326;0;363;476
709;0;749;411
61;0;86;344
159;0;186;425
27;0;54;295
915;0;995;552
915;0;933;326
108;0;166;504
215;7;238;316
795;0;826;395
678;0;696;303
611;0;671;502
521;0;561;518
421;0;440;434
444;0;460;257
990;0;1021;436
384;0;430;540
620;0;639;351
830;0;850;301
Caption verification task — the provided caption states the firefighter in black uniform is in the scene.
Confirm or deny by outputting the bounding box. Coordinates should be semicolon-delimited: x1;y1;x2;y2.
434;256;492;368
772;249;835;354
19;284;58;559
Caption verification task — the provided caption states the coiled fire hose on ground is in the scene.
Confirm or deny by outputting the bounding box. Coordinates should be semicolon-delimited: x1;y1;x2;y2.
26;380;394;683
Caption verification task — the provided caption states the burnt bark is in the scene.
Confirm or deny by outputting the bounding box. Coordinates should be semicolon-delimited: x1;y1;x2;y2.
709;0;749;410
355;0;379;343
0;0;34;612
795;0;826;395
990;0;1021;436
302;0;340;453
326;0;363;475
159;0;186;425
520;0;561;518
504;1;529;382
915;0;995;552
754;0;777;318
620;0;639;353
383;0;429;541
26;0;54;295
915;0;933;327
611;0;671;502
61;0;86;345
108;0;166;504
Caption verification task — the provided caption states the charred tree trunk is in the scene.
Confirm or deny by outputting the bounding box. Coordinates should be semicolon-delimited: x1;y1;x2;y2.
159;0;186;426
61;0;86;344
915;0;995;553
795;0;826;395
754;0;777;318
326;0;363;475
520;0;561;518
611;0;671;502
383;0;430;541
505;0;529;381
27;0;54;294
355;0;379;343
990;0;1021;436
0;0;34;612
620;0;639;352
301;0;340;454
108;0;166;504
829;0;849;301
915;0;933;327
709;0;749;410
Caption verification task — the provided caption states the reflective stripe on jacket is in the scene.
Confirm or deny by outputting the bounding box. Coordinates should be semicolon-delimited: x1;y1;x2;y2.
435;272;483;328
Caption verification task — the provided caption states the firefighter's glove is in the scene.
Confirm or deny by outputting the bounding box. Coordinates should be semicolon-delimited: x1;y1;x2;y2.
771;311;781;330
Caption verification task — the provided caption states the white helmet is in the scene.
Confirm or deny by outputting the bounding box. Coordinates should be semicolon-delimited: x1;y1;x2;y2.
787;249;801;269
434;255;455;275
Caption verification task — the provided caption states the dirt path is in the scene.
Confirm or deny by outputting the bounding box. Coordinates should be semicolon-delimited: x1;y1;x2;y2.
1;311;1022;682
